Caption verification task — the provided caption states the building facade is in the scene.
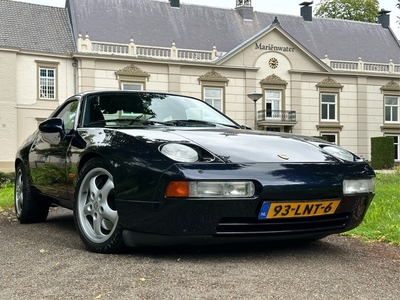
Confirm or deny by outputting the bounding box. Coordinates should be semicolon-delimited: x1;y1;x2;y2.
0;0;399;172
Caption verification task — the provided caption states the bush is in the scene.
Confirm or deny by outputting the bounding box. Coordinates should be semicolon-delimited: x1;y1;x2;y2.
0;172;15;187
370;137;395;170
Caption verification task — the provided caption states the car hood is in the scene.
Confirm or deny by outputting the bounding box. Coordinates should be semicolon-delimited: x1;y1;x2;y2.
117;128;340;163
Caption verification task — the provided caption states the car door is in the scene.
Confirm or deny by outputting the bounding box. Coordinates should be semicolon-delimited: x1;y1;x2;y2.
29;100;79;200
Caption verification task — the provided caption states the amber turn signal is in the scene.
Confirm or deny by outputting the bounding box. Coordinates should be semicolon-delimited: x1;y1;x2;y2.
165;181;190;198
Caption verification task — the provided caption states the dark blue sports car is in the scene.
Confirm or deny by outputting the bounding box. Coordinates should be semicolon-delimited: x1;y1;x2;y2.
14;91;375;253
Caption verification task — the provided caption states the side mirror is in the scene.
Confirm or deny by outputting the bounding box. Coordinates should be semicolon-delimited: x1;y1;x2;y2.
240;124;252;130
38;118;65;134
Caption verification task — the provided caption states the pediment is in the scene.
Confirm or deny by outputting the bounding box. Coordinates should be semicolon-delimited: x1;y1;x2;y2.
198;70;229;84
215;22;331;72
260;74;287;86
115;64;150;77
316;77;343;90
381;80;400;91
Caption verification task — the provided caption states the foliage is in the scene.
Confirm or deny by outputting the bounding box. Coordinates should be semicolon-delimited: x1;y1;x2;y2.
345;171;400;245
315;0;379;22
0;183;14;209
0;172;14;186
370;136;395;170
397;0;400;26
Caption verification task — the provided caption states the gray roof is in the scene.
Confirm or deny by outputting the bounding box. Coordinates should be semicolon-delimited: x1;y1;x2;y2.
0;0;74;54
67;0;400;64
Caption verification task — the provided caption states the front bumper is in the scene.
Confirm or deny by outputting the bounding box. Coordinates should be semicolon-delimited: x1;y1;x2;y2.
115;162;375;247
120;196;373;247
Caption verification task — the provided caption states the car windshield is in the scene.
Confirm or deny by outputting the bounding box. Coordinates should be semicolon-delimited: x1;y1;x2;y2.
83;92;240;128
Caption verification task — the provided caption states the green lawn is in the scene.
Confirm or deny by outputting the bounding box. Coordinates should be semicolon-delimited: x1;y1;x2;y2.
0;173;399;244
344;171;400;245
0;183;13;211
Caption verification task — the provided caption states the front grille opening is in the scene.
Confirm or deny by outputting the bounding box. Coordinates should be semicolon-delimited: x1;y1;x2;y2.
215;213;351;236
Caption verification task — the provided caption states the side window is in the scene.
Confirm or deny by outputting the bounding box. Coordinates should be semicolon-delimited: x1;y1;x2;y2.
122;82;143;90
321;133;337;144
321;93;337;121
36;60;59;100
204;87;223;111
385;134;399;160
56;101;79;132
384;96;399;123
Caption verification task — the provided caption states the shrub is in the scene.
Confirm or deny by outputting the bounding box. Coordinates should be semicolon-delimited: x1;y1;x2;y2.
371;137;394;170
0;172;15;187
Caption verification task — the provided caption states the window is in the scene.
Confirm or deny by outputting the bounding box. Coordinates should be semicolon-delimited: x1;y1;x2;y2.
385;134;399;160
122;82;143;90
57;100;79;133
385;96;399;123
265;90;281;119
321;93;337;121
321;133;337;144
204;87;223;111
39;67;56;99
36;60;59;100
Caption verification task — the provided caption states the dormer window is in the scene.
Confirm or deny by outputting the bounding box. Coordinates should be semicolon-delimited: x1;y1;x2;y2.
236;0;252;7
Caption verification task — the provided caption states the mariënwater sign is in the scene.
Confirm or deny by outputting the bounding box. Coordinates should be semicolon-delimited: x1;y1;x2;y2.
255;43;295;52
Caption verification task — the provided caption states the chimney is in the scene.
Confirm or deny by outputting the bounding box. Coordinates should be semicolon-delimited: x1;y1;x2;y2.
235;0;254;20
377;9;390;28
170;0;180;8
300;1;313;21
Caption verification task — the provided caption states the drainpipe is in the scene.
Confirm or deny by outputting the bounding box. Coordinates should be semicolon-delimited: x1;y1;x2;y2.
72;58;78;94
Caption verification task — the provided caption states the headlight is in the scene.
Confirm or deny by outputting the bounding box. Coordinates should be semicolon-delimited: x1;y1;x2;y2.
343;179;375;195
166;181;255;198
160;143;199;162
323;146;356;161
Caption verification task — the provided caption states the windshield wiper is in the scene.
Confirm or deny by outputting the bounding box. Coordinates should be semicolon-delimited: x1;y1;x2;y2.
88;118;240;129
155;119;240;128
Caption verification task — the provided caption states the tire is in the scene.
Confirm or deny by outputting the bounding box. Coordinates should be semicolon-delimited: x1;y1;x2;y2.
14;162;49;223
74;158;125;253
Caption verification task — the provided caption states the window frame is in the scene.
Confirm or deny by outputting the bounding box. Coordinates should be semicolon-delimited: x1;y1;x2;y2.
320;132;338;145
264;90;282;119
121;82;143;91
384;95;399;123
385;134;399;161
320;93;338;122
36;60;59;100
203;86;224;112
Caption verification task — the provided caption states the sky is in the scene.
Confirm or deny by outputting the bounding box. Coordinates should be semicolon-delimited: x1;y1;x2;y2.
13;0;400;38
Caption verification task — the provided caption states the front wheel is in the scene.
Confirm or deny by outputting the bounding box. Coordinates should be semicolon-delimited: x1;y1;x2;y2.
14;162;49;223
74;158;125;253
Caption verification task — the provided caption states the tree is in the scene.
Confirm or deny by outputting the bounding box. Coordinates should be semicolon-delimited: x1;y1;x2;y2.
315;0;379;23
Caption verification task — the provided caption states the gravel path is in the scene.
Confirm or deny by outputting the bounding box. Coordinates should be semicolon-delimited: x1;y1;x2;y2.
0;207;399;300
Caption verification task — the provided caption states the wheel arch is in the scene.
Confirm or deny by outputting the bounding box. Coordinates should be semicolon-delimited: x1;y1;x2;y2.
78;152;104;174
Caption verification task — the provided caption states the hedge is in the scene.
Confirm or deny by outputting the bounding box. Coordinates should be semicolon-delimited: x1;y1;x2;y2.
371;136;395;170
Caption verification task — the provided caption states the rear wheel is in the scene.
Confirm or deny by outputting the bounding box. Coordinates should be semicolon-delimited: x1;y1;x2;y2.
14;162;49;223
74;158;125;253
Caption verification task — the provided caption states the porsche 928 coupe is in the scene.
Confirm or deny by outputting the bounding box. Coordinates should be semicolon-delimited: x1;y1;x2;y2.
14;91;375;253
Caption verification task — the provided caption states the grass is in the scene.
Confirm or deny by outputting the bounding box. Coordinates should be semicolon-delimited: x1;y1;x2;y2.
0;173;399;244
0;183;14;211
344;171;400;245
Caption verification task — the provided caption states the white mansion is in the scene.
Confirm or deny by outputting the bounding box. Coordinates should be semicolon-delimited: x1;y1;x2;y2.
0;0;399;171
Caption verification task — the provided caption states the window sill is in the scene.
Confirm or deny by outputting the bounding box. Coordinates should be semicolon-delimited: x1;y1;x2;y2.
381;124;400;133
316;123;343;131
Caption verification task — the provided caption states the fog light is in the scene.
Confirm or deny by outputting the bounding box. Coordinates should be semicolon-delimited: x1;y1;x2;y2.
343;179;375;195
165;181;255;198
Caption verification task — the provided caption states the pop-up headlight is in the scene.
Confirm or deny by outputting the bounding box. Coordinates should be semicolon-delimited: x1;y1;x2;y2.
160;143;199;162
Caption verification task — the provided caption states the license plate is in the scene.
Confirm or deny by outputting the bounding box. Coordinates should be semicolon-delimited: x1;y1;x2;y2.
258;200;341;220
